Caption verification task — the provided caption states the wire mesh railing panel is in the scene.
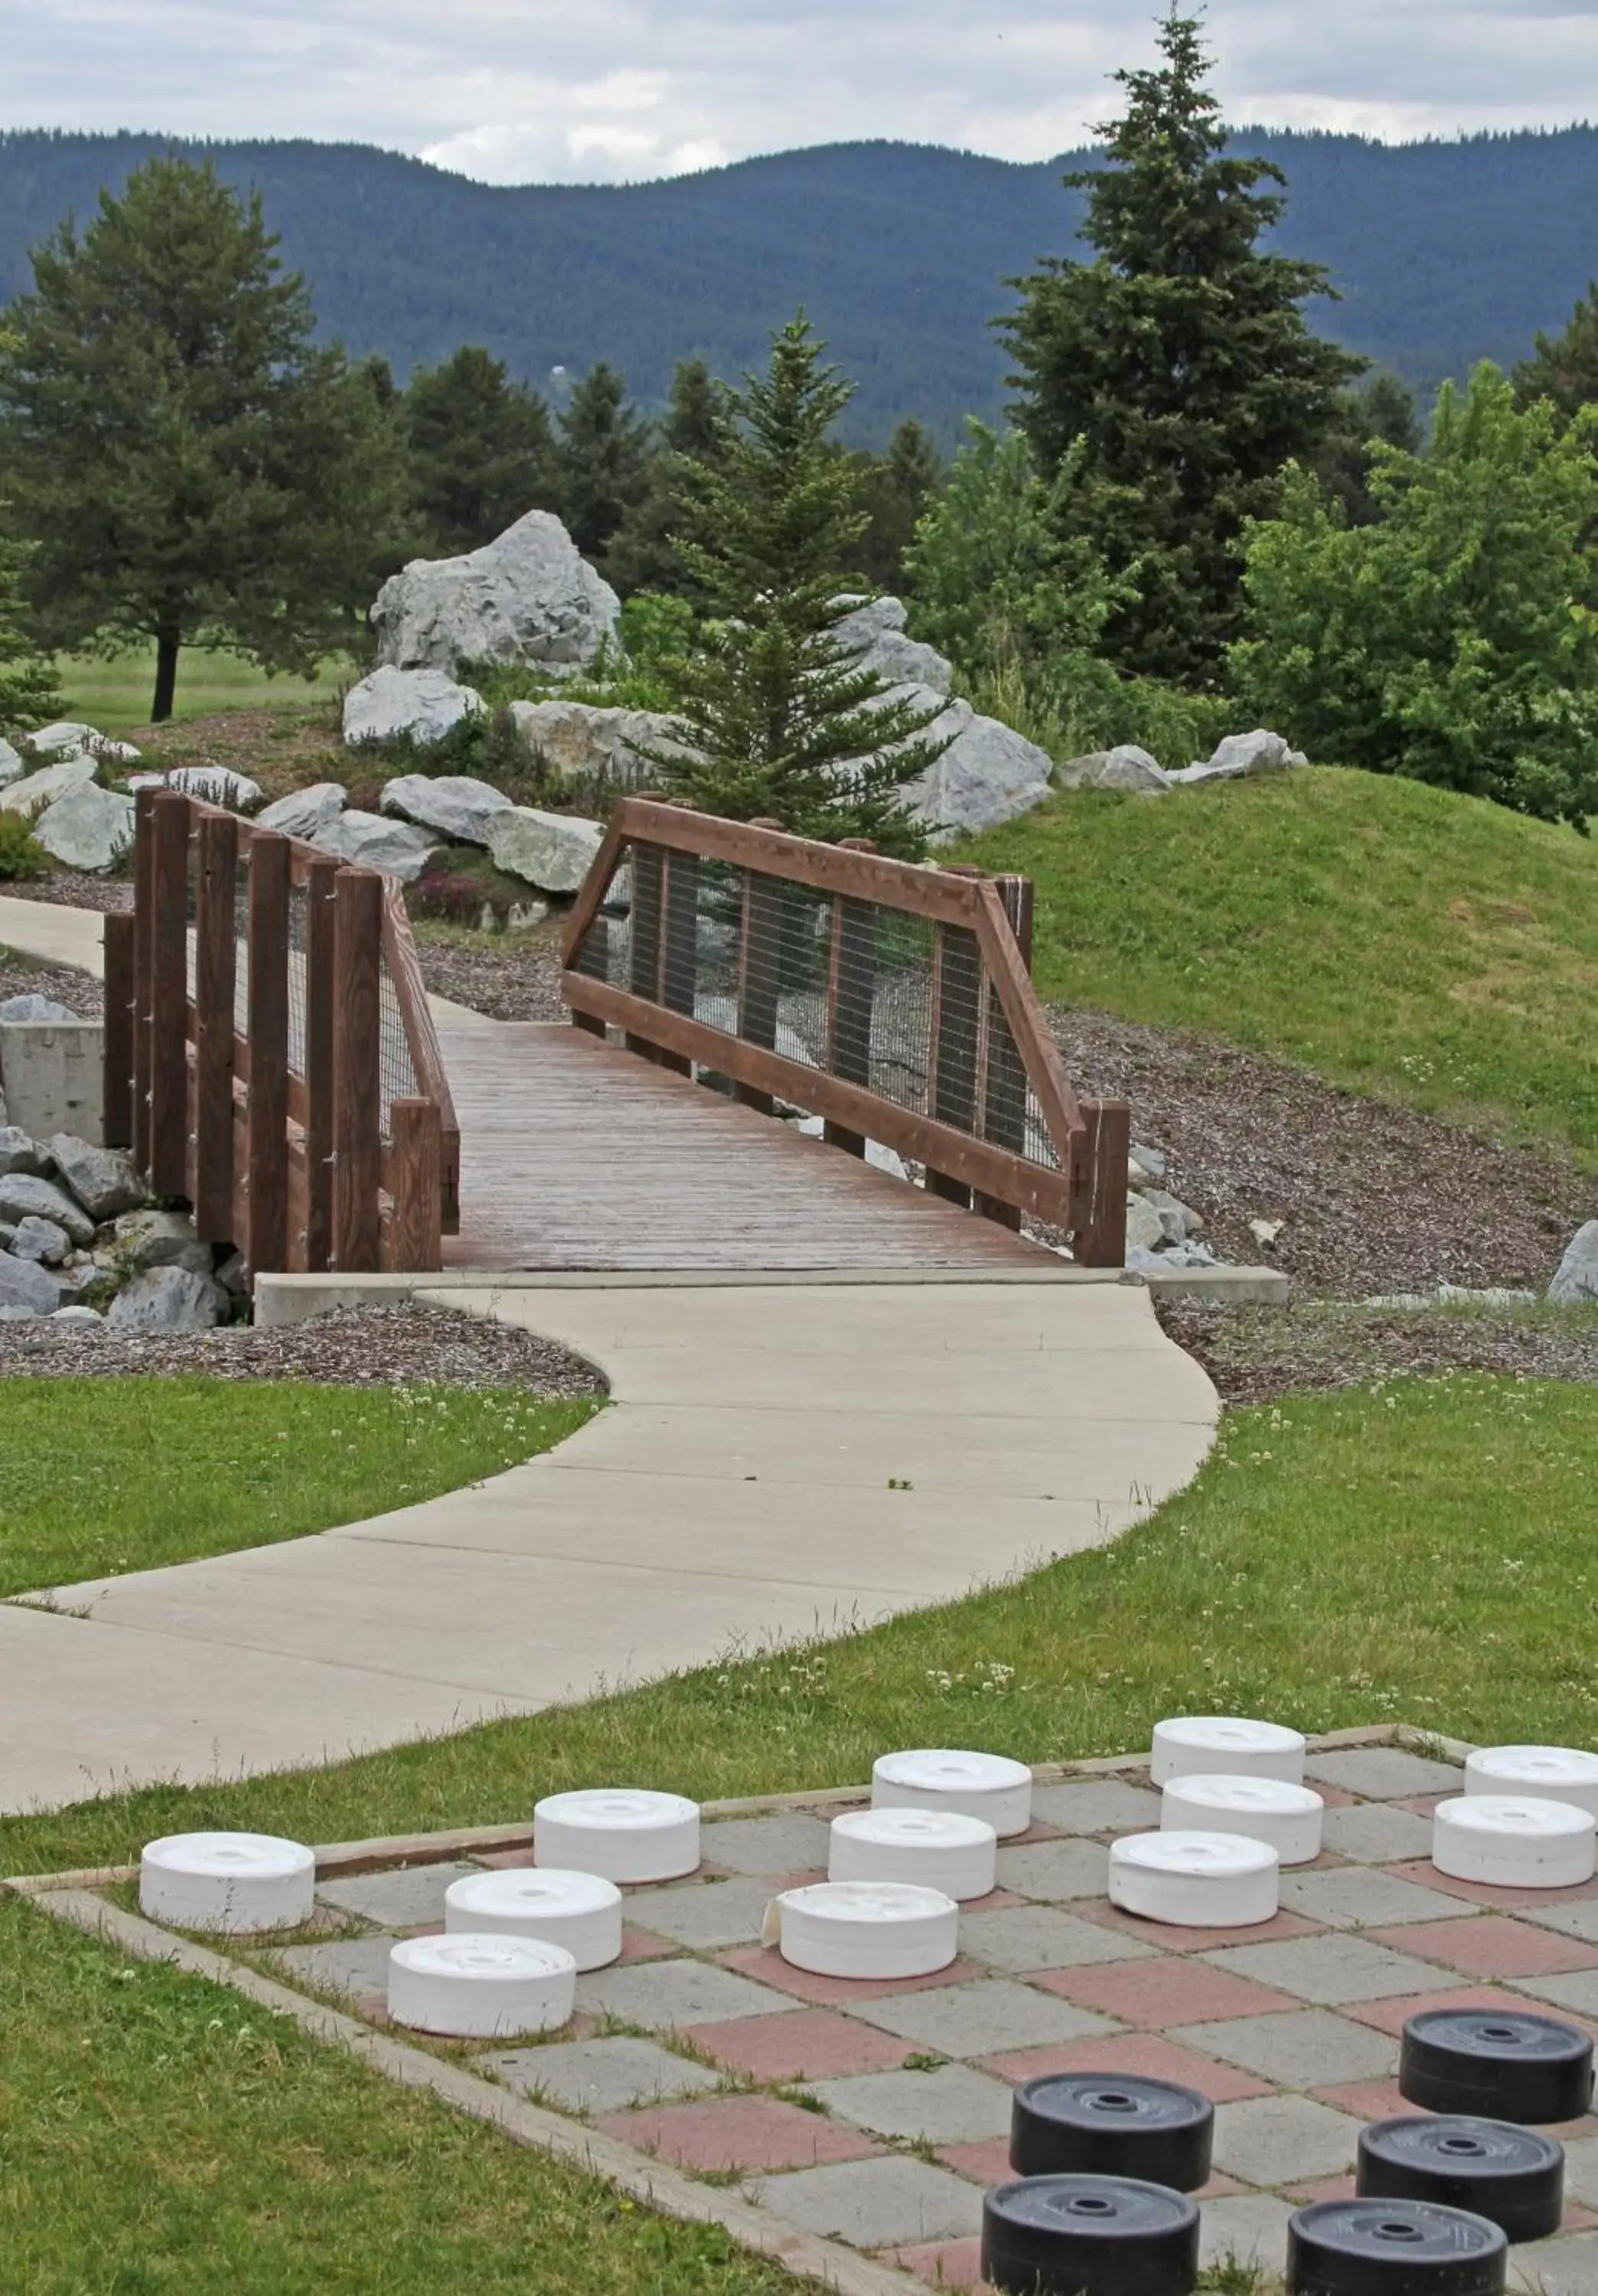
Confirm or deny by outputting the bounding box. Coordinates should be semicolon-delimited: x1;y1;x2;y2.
233;853;251;1041
378;954;420;1130
286;881;309;1080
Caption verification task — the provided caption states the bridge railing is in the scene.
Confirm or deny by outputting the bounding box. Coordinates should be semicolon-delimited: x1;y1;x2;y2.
560;798;1129;1264
103;787;458;1283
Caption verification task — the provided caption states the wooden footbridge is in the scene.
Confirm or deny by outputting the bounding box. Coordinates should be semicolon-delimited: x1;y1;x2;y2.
106;791;1129;1278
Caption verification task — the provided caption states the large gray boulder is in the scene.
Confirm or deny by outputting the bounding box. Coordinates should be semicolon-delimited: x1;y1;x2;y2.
0;1126;47;1176
308;810;438;884
112;1206;213;1277
905;693;1054;838
256;781;348;840
49;1135;144;1220
372;510;621;678
25;721;101;758
0;737;22;787
1058;745;1172;795
1;756;98;817
1549;1221;1598;1305
1169;729;1307;784
10;1214;70;1266
0;1171;95;1246
32;782;135;871
343;665;484;748
0;1247;63;1315
0;994;77;1025
133;765;264;810
487;807;605;895
835;596;954;697
106;1265;229;1332
380;773;512;846
507;699;688;792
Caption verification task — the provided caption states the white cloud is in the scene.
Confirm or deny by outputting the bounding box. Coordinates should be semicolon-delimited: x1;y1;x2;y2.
4;0;1595;181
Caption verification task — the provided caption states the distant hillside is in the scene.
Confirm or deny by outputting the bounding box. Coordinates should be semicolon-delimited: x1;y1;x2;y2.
1;128;1594;441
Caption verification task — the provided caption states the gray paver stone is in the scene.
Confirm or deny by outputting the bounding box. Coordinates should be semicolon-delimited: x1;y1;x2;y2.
623;1875;780;1949
316;1861;479;1929
1280;1867;1477;1929
1171;2007;1399;2087
1509;2232;1598;2295
814;2063;1015;2144
575;1958;797;2030
1212;2094;1364;2185
1303;1748;1464;1799
1518;1900;1598;1945
995;1838;1109;1900
275;1934;395;2000
960;1903;1156;1972
699;1812;833;1874
1318;1803;1437;1864
485;2035;719;2114
1198;2193;1296;2274
1030;1780;1163;1835
852;1978;1114;2057
1202;1933;1456;2005
750;2154;984;2248
1508;1968;1598;2017
1560;2139;1598;2210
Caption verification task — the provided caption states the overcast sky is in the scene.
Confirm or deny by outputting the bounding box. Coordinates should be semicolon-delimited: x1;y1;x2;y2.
8;2;1596;184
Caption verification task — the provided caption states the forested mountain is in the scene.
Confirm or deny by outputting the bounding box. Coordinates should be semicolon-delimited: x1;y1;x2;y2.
1;127;1593;441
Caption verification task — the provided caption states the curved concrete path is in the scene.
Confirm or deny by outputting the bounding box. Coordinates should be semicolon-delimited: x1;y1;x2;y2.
0;897;1218;1815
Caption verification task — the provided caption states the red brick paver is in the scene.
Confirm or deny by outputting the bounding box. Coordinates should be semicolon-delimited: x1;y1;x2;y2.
980;2031;1270;2103
686;2007;919;2082
1342;1985;1558;2037
596;2095;882;2174
1035;1958;1300;2027
1388;1861;1598;1912
1366;1916;1598;1980
879;2236;990;2288
717;1944;985;2006
941;2138;1014;2187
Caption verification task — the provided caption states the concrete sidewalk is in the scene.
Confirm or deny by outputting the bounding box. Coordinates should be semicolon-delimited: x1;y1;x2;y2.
0;1277;1217;1815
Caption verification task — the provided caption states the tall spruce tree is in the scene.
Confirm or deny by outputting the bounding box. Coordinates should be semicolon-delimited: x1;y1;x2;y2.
406;344;556;555
553;361;654;573
605;357;732;597
657;315;947;854
1311;372;1422;527
1002;9;1362;683
0;534;62;732
0;158;405;721
1515;284;1598;424
855;419;943;591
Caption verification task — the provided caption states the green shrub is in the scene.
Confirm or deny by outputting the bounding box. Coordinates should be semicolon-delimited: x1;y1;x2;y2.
0;810;49;880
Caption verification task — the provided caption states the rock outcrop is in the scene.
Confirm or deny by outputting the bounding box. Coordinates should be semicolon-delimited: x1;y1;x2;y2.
507;699;686;793
343;665;484;748
308;810;439;882
380;773;513;846
488;807;605;895
372;510;620;679
256;782;348;840
31;781;135;872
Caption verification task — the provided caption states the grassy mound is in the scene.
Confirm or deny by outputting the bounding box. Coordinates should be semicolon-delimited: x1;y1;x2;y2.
964;767;1598;1160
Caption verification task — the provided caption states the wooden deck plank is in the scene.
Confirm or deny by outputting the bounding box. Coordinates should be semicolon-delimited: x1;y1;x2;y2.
438;1021;1046;1272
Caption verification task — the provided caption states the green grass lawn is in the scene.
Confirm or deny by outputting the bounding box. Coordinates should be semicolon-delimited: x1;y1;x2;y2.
5;1371;1592;2292
0;1379;598;1600
57;644;351;735
964;766;1598;1161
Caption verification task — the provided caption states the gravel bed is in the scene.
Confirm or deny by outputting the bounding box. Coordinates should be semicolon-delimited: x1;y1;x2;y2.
1052;1006;1595;1298
1160;1296;1598;1407
413;925;566;1021
0;954;104;1020
2;872;132;915
0;1299;608;1394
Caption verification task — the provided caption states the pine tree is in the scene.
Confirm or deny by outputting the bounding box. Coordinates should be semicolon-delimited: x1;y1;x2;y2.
854;419;943;592
605;357;732;598
553;362;654;572
406;344;556;555
656;315;948;855
0;158;406;722
1312;372;1423;527
1001;10;1363;683
0;534;62;733
1515;284;1598;423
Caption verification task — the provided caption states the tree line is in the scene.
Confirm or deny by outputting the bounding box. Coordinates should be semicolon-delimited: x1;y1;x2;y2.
2;7;1596;834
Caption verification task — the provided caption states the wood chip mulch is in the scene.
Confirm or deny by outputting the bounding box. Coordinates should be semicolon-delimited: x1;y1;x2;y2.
1159;1296;1598;1407
1052;1007;1596;1299
2;873;132;917
0;955;106;1020
413;926;566;1022
0;1300;609;1394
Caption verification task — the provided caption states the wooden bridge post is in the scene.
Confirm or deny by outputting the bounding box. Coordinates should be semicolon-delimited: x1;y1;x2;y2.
388;1098;443;1270
101;912;135;1150
734;817;784;1117
148;790;191;1200
657;799;699;1079
246;828;291;1277
192;808;238;1241
131;787;157;1173
1073;1097;1132;1268
973;873;1034;1231
925;866;986;1207
824;838;877;1159
302;854;340;1272
333;866;383;1274
627;820;665;1065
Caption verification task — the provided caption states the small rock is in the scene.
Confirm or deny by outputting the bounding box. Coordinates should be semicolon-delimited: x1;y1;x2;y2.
51;1304;103;1324
0;1247;63;1315
0;1126;47;1177
308;810;439;883
256;781;348;840
0;756;99;817
33;781;136;871
0;995;78;1026
47;1136;145;1221
381;772;513;846
0;1172;96;1246
1143;1188;1202;1244
1548;1221;1598;1305
1125;1195;1167;1254
342;665;484;748
1169;729;1308;785
111;1207;213;1277
106;1266;229;1332
1129;1142;1167;1182
487;806;605;895
215;1248;249;1297
1249;1218;1284;1249
507;900;549;932
10;1215;70;1265
1057;745;1172;797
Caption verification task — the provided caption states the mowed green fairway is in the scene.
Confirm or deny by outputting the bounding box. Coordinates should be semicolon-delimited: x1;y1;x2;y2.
964;767;1598;1160
0;1378;598;1598
57;644;351;734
